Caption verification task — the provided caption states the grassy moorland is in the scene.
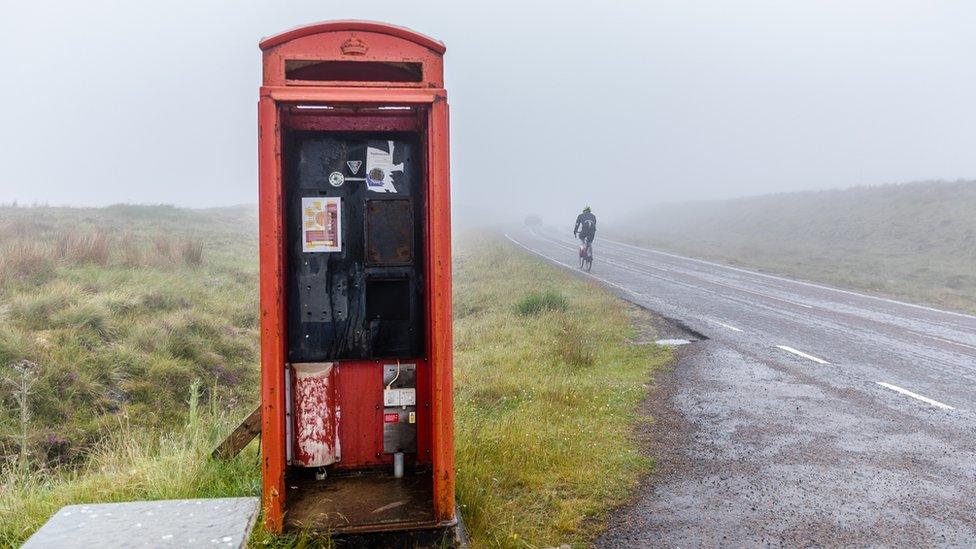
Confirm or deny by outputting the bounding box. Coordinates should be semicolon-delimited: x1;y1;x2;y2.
0;205;667;547
616;180;976;314
0;205;260;466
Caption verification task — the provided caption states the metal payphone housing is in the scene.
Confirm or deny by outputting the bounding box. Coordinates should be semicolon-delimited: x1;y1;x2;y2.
258;21;453;535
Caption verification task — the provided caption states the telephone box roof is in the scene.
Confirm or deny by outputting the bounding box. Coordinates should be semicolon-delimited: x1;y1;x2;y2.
259;20;446;54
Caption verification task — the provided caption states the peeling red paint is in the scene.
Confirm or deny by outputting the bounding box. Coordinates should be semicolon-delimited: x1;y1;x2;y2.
293;362;339;467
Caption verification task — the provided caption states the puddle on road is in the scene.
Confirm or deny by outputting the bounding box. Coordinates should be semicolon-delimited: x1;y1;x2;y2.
655;338;694;346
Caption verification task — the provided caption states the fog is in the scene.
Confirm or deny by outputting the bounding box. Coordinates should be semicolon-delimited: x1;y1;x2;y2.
1;0;974;225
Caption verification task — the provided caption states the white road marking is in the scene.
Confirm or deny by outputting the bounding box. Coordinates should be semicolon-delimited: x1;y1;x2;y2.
513;233;806;341
712;320;744;332
504;234;640;297
911;331;976;352
708;279;814;309
600;237;976;321
598;233;976;350
545;231;815;311
776;345;831;365
515;231;968;417
875;382;955;410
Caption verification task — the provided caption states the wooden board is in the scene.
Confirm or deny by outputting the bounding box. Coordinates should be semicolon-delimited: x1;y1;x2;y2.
212;406;261;460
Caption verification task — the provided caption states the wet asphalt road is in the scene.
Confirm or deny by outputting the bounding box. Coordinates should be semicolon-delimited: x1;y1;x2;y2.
506;228;976;547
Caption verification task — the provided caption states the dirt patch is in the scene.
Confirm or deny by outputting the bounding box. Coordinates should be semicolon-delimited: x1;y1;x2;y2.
632;343;696;477
603;306;699;526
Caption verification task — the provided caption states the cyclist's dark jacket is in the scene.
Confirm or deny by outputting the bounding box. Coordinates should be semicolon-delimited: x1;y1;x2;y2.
574;212;597;242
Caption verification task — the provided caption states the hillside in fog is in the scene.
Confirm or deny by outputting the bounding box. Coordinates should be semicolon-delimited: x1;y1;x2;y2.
616;180;976;313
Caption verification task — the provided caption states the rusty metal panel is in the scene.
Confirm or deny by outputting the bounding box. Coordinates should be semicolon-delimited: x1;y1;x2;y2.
292;363;340;467
366;199;414;266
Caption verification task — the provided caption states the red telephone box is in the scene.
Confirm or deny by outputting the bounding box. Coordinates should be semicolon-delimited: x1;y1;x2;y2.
257;21;454;536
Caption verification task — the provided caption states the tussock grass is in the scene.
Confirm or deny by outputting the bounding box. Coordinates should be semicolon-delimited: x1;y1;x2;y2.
514;289;569;316
0;241;55;285
454;237;669;547
179;239;205;266
50;301;116;341
7;282;84;330
54;231;110;266
0;206;258;468
0;216;208;287
553;317;596;369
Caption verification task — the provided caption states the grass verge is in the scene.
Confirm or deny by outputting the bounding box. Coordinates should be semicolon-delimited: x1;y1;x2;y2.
454;237;669;547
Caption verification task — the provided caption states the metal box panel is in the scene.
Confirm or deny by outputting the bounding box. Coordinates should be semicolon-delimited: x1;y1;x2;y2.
298;272;331;323
284;135;424;362
382;363;417;454
365;198;414;266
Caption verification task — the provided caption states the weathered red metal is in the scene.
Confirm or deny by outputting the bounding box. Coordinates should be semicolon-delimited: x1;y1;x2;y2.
292;363;338;467
258;20;453;535
257;95;286;530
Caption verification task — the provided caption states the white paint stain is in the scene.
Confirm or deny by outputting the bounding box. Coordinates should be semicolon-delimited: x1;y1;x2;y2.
294;362;339;467
655;338;693;346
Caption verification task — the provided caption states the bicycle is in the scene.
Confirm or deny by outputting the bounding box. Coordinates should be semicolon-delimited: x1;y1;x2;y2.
578;240;593;272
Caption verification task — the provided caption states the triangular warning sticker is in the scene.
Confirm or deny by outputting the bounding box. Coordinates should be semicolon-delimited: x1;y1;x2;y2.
346;160;362;174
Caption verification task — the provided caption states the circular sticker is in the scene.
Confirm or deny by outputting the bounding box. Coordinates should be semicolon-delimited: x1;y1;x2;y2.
328;171;344;187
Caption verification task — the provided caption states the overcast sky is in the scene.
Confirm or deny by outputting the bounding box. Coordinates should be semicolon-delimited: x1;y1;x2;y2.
1;0;974;221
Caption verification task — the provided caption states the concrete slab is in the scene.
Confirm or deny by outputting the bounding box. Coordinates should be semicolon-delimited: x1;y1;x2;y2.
22;497;259;549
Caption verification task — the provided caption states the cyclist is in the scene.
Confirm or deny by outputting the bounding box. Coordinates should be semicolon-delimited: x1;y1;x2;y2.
574;206;596;270
573;206;597;246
